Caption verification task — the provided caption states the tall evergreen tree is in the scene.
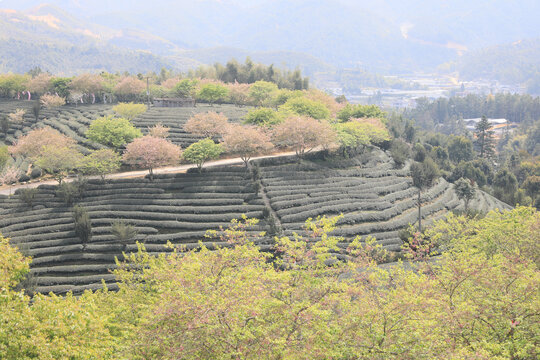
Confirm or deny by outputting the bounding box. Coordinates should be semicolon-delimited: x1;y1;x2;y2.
410;158;439;232
474;115;496;159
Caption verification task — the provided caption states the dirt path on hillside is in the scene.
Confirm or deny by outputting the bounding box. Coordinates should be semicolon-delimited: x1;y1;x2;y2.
0;151;297;196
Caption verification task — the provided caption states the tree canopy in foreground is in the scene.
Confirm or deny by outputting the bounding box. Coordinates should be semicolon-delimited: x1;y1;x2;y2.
0;206;538;359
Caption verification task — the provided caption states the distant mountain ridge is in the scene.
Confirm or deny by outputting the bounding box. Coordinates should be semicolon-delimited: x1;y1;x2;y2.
0;1;539;87
1;0;539;73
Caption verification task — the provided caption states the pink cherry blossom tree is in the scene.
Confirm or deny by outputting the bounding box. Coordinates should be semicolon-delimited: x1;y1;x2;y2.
223;125;273;166
123;136;182;180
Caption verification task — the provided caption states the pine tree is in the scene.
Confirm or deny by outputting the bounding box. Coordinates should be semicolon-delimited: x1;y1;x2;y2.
474;115;495;159
410;158;439;232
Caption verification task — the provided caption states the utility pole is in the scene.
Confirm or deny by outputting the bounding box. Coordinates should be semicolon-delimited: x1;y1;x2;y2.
146;77;150;106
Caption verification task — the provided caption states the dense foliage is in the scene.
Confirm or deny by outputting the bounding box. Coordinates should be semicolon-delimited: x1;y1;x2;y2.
0;206;538;359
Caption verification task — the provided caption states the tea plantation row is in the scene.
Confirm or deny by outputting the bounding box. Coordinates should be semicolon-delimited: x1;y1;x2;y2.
0;150;510;295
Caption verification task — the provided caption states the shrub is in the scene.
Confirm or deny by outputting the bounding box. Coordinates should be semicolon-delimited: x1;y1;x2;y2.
389;139;410;168
8;109;25;124
18;174;30;182
0;145;9;170
40;94;65;108
147;124;170;138
111;220;138;250
30;166;42;179
56;180;86;206
72;205;92;249
17;188;38;207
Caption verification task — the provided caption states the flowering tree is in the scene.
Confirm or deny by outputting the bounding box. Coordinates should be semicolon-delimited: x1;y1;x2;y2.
227;82;250;106
272;116;337;158
184;111;229;139
10;127;76;159
70;73;104;101
113;77;146;101
113;102;148;121
8;109;25;124
34;145;83;184
40;94;65;108
182;138;223;172
123;136;182;180
0;165;21;194
147;124;170;138
223;125;273;166
27;73;52;96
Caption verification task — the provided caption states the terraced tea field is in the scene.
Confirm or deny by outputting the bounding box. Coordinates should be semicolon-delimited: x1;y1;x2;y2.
0;100;250;152
133;104;251;148
253;150;511;251
0;149;510;294
0;166;268;295
0;99;111;154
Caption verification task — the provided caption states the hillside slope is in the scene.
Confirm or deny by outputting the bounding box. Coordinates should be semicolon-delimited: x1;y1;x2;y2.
0;150;509;295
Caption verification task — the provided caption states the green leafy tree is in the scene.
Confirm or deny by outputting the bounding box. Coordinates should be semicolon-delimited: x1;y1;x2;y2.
474;116;496;159
389;139;410;168
337;103;386;122
279;97;330;120
183;138;223;172
334;121;370;157
174;79;198;98
34;145;83;184
196;83;229;105
0;145;9;170
410;158;439;232
87;116;143;150
447;136;474;164
454;177;476;211
51;77;71;98
248;80;278;106
493;168;518;205
79;149;122;181
113;102;148;121
243;107;282;127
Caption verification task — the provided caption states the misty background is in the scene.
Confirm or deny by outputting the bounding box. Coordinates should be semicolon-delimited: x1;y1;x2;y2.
1;0;539;94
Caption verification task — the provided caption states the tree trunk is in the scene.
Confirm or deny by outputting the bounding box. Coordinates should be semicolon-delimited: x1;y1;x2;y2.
417;189;422;233
149;168;153;181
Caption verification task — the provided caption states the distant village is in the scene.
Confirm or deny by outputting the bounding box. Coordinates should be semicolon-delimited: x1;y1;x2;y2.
324;73;526;110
